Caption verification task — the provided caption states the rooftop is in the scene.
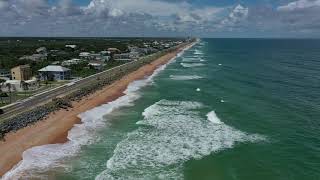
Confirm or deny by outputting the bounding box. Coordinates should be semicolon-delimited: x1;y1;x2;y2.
12;64;30;69
38;65;70;72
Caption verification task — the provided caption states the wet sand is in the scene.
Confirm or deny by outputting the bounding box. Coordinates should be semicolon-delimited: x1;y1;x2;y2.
0;43;191;177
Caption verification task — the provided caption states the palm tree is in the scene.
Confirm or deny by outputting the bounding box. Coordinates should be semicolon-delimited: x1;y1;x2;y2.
35;75;41;87
6;83;12;103
21;81;29;97
0;88;3;104
0;79;5;104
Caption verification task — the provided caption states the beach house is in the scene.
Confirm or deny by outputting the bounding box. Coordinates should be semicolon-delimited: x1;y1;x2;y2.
1;79;38;92
107;48;120;54
38;65;71;81
65;45;77;49
114;53;132;61
88;61;104;70
62;59;85;66
0;69;11;80
36;47;47;54
79;52;91;59
11;65;32;81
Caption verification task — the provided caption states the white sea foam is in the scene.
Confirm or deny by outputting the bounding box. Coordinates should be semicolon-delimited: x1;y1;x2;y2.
206;111;222;124
96;100;266;180
2;42;198;180
180;63;205;68
182;57;205;62
194;49;204;55
169;75;203;81
2;78;150;180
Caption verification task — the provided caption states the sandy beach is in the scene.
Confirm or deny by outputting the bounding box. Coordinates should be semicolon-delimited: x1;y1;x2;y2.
0;43;191;177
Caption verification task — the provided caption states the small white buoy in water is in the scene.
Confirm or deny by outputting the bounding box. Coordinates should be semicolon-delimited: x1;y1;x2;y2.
220;99;225;103
196;88;201;92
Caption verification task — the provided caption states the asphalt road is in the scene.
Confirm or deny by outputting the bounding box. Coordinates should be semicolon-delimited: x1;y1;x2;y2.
0;42;192;122
0;60;136;121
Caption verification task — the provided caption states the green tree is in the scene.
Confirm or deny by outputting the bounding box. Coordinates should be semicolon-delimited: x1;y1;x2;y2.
21;81;29;97
0;79;6;104
6;83;12;103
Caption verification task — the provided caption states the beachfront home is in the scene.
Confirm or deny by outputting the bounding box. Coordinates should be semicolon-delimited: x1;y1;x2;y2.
62;59;85;66
0;69;11;80
89;61;104;71
128;46;157;57
107;48;120;54
79;52;91;59
19;53;47;62
65;45;77;49
38;65;71;81
101;56;111;62
51;61;60;65
11;65;32;81
114;53;132;61
90;53;102;60
36;47;47;54
100;51;111;55
1;79;38;92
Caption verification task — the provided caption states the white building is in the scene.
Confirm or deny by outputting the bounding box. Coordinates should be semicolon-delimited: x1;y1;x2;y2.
0;69;11;80
62;59;85;66
38;65;71;81
79;52;91;59
1;79;38;92
36;47;47;54
65;45;77;49
89;61;104;70
19;54;47;62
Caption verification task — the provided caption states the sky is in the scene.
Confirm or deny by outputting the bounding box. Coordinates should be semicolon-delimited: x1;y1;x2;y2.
0;0;320;38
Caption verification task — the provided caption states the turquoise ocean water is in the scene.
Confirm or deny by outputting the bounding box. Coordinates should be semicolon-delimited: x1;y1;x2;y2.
3;39;320;180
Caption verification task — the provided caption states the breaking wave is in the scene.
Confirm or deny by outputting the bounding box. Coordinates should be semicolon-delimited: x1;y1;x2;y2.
182;57;205;62
194;49;204;55
180;63;205;68
96;100;266;180
169;75;203;81
2;42;198;180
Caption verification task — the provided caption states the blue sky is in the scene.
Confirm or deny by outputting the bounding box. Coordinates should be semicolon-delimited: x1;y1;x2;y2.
0;0;319;37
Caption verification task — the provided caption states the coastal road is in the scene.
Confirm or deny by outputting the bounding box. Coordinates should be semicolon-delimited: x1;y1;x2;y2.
0;42;192;122
0;60;135;121
0;75;96;121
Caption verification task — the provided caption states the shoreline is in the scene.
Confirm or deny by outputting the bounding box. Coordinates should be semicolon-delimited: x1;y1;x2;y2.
0;42;194;177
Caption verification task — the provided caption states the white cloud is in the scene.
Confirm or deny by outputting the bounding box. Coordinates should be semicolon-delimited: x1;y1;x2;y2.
220;5;248;28
0;0;9;10
16;0;48;10
0;0;319;37
81;0;225;34
277;0;320;11
85;0;222;20
109;8;124;17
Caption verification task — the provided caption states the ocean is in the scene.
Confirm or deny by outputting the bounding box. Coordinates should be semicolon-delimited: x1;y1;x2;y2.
3;39;320;180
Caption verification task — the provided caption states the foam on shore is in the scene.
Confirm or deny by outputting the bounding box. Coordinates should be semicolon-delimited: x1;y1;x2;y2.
2;42;197;180
96;100;266;180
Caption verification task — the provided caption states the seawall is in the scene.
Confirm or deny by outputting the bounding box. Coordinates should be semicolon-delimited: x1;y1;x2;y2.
0;41;195;177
